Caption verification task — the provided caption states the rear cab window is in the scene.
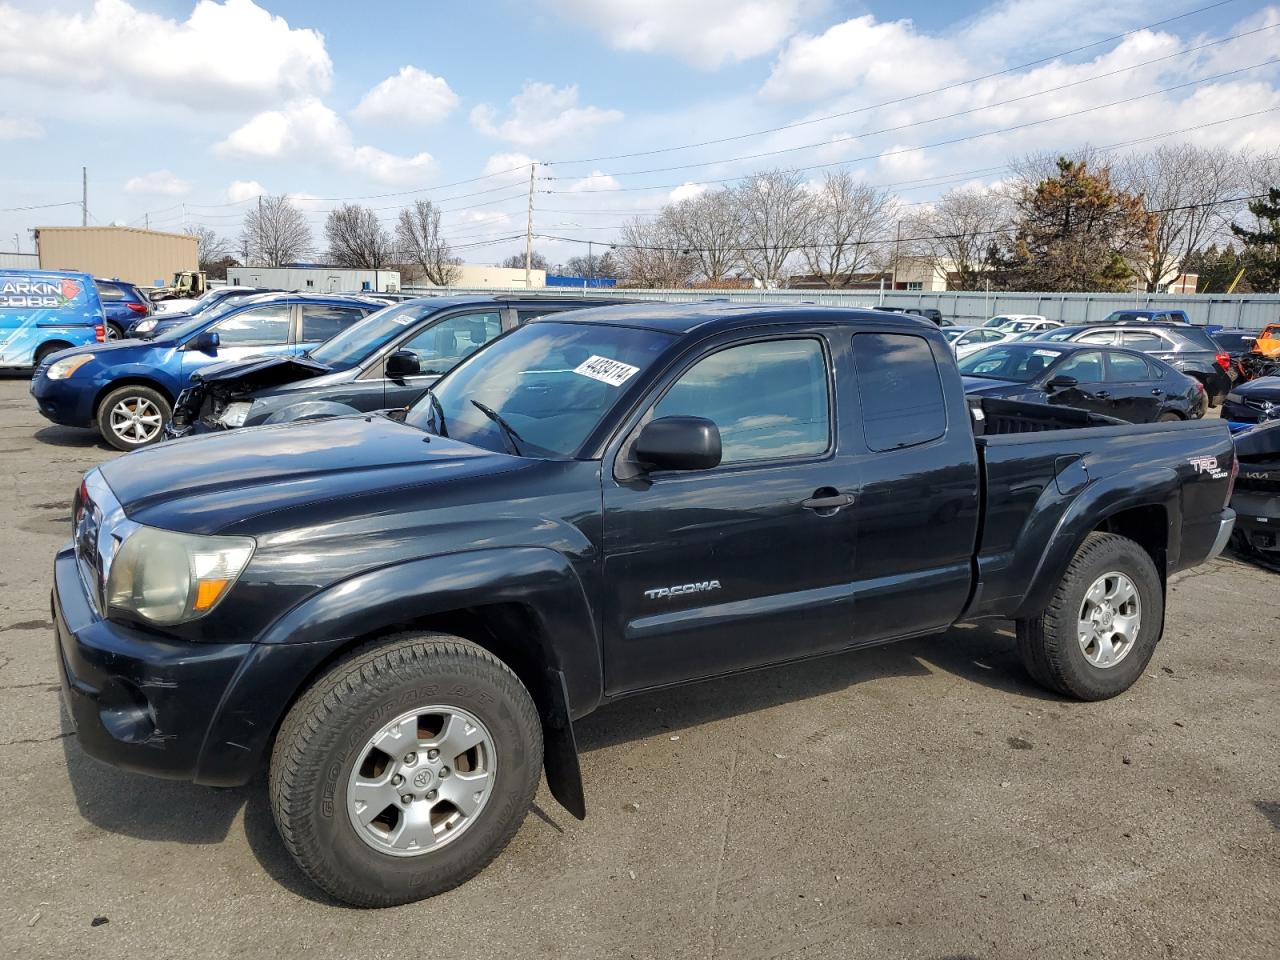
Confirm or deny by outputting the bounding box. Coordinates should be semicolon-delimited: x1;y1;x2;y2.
852;333;946;451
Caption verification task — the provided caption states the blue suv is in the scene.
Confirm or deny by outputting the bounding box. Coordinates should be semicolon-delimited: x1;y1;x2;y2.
94;278;154;340
1;269;105;368
31;292;387;450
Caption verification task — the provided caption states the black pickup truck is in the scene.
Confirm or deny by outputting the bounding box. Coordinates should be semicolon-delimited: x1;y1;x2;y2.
54;302;1237;907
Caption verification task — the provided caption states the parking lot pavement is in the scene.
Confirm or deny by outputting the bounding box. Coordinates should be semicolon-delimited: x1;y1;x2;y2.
0;374;1277;960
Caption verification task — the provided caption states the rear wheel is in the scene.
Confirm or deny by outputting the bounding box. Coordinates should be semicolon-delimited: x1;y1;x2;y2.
269;634;542;907
96;384;171;451
105;322;125;341
1157;411;1183;422
1016;532;1164;700
32;341;71;367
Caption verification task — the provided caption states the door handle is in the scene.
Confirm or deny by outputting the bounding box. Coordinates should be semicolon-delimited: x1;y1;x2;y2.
1151;388;1164;395
801;489;855;512
1094;390;1111;399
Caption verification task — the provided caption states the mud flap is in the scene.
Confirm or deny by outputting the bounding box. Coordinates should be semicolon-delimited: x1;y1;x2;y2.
542;668;586;820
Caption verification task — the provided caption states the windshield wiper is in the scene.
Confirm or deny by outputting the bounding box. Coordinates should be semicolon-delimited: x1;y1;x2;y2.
425;390;449;437
471;400;524;456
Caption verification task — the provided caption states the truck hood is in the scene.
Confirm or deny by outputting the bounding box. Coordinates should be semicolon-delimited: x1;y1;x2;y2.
98;414;521;534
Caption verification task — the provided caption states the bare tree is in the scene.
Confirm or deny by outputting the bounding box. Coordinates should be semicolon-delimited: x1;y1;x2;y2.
667;189;742;284
395;200;460;285
1120;144;1244;291
325;203;392;269
616;214;695;287
183;224;229;269
733;169;816;286
241;195;312;267
906;187;1013;291
501;251;549;271
799;172;897;287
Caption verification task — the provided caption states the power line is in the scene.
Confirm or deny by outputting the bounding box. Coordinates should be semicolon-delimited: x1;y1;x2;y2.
0;199;82;213
566;26;1279;182
545;0;1244;166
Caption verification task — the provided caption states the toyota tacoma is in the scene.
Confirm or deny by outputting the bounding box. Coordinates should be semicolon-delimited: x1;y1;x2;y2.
54;302;1237;906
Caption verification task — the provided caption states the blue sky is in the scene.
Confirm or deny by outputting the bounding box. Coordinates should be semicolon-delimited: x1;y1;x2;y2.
2;0;1278;266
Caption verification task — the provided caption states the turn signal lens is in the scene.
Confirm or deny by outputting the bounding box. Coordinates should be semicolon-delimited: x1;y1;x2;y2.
194;578;232;612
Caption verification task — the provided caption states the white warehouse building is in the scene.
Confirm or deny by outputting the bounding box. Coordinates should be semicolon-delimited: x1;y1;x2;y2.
226;266;401;294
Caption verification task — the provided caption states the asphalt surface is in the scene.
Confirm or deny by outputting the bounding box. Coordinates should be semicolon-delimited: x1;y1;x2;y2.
0;374;1277;960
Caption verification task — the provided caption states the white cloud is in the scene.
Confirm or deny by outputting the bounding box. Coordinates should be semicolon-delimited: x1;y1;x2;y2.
216;98;436;185
352;66;458;126
565;171;622;193
669;182;709;203
762;15;970;102
0;0;331;108
227;180;266;203
877;145;932;179
124;170;192;196
548;0;820;68
0;115;42;140
471;82;622;147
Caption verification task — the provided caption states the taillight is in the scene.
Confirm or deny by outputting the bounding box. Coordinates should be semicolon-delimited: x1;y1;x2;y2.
1225;455;1239;508
1216;352;1231;371
94;324;105;343
126;302;148;315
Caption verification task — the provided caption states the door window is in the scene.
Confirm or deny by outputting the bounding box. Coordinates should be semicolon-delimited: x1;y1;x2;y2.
852;333;947;451
1120;331;1167;353
1106;352;1155;381
210;303;291;346
1078;330;1117;345
1054;351;1105;382
652;339;830;464
400;311;502;375
300;304;369;342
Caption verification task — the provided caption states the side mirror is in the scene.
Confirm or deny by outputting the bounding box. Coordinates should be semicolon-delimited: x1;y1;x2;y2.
386;349;421;377
1046;374;1078;390
633;416;722;472
187;331;219;355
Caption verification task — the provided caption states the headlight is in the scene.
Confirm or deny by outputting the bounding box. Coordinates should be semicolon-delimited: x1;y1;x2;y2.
47;354;93;379
1226;392;1242;404
134;318;158;333
106;526;254;625
218;401;253;428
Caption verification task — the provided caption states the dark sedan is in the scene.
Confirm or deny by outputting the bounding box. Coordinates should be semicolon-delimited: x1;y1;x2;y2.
1223;377;1280;426
958;342;1205;422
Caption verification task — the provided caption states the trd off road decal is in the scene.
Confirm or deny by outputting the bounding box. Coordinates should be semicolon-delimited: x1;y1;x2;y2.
1189;455;1228;480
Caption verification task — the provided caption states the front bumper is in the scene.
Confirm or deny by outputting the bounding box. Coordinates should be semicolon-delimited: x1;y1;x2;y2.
30;375;97;427
53;545;254;781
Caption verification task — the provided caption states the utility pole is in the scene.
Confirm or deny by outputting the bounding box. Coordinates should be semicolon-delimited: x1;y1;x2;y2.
586;240;593;293
524;164;535;289
891;220;902;289
257;195;263;267
81;166;87;226
144;213;149;230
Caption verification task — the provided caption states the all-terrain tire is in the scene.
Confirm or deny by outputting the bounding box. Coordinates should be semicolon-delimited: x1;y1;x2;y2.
269;633;542;907
1016;532;1164;700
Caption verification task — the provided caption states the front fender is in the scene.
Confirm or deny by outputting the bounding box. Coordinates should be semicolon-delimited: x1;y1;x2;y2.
1012;466;1180;620
193;547;602;788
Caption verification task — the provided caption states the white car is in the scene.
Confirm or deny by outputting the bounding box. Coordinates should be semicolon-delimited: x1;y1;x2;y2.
982;314;1062;333
949;326;1013;359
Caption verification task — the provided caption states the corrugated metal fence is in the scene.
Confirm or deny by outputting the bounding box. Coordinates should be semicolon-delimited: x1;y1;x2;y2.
405;285;1280;330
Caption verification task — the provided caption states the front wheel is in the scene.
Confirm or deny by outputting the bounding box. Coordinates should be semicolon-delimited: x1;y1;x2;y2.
269;634;543;907
96;384;172;451
1016;532;1164;700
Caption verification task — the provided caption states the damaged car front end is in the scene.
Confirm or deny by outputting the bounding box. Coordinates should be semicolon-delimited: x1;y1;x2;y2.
167;355;336;438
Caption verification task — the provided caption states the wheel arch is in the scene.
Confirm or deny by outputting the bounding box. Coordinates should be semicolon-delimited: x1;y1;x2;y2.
93;376;176;417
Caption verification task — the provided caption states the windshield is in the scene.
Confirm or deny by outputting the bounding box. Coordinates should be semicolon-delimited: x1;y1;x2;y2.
405;321;674;458
1038;327;1079;342
958;344;1068;381
984;316;1011;327
308;300;442;370
941;328;968;342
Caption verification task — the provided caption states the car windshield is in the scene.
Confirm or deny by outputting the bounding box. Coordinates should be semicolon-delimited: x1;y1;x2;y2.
405;321;674;458
958;344;1068;381
308;300;443;370
984;316;1011;327
1004;320;1037;332
942;328;969;342
1039;327;1080;342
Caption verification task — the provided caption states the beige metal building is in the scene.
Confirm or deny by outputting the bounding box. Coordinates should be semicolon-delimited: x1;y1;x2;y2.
35;226;197;287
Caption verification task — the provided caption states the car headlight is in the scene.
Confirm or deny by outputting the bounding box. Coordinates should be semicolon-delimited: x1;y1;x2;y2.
47;354;93;379
134;318;158;333
106;526;254;625
1226;392;1242;404
218;401;253;428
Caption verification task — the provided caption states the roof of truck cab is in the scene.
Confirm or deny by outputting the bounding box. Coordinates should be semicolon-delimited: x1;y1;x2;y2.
529;299;935;335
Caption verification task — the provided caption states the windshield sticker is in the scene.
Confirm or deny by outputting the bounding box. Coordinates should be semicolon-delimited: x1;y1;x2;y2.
391;316;415;325
573;355;640;387
1032;349;1061;358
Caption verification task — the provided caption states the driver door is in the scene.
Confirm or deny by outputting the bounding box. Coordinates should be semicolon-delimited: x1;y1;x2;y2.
601;334;856;695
